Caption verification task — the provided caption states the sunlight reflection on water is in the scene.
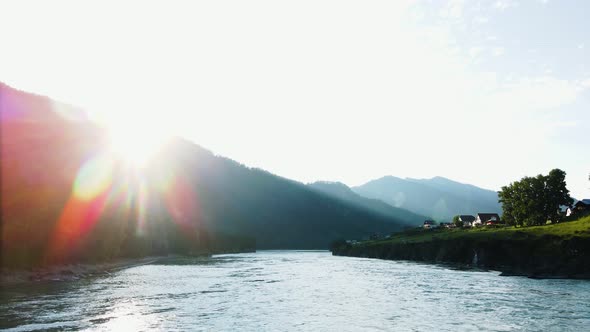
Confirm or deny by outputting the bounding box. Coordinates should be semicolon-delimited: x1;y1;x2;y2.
2;251;590;331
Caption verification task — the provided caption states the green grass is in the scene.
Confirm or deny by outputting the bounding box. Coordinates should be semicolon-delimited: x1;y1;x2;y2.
361;214;590;246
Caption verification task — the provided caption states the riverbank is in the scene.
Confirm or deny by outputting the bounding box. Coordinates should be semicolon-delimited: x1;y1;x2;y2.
0;256;164;285
332;215;590;279
1;247;256;285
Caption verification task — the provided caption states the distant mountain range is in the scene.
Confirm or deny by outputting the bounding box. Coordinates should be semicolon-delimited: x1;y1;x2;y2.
307;181;426;226
352;176;502;221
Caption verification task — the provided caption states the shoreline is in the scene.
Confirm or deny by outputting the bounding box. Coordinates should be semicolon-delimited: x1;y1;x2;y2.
0;256;164;286
331;220;590;279
1;247;257;286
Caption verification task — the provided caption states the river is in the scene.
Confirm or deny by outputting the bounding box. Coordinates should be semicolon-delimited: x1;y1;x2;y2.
2;251;590;331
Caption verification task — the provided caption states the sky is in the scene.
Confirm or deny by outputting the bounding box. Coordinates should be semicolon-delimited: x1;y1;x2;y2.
1;0;589;198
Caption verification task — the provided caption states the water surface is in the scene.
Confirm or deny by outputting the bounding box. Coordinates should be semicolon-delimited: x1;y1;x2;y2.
2;251;590;331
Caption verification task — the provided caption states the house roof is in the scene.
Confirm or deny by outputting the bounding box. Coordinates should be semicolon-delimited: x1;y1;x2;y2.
424;220;435;225
575;200;590;207
458;215;475;222
477;213;500;222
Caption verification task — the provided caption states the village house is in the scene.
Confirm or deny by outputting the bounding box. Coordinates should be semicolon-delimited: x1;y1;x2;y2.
566;200;590;217
473;213;501;227
574;199;590;212
458;215;476;227
423;220;436;229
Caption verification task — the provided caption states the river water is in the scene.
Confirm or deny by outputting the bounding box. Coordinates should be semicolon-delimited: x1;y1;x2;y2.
2;251;590;331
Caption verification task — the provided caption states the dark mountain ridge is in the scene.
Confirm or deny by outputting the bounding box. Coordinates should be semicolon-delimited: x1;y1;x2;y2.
151;141;413;250
1;82;413;267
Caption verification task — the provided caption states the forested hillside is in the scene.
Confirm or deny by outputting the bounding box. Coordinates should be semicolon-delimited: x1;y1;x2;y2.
1;83;411;268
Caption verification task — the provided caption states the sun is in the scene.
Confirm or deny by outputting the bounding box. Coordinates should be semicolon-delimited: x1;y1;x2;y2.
107;122;170;168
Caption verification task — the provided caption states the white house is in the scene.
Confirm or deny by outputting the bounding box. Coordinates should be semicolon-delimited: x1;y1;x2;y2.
473;213;500;226
458;215;475;227
423;220;436;229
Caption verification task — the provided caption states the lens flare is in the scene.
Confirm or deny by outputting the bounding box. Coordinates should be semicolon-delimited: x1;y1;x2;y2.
47;153;115;263
136;179;149;237
165;175;200;236
45;140;203;263
74;153;115;201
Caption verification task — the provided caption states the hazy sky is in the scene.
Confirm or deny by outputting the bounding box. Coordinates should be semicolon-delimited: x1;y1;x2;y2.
1;0;589;198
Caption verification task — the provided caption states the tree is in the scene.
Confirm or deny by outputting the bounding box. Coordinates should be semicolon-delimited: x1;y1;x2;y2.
543;169;573;223
498;169;573;227
452;215;462;228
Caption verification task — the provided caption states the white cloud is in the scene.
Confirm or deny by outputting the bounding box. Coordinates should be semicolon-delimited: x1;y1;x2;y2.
488;76;585;112
474;16;490;24
552;121;576;128
494;0;518;10
492;47;505;56
439;0;466;19
469;46;484;58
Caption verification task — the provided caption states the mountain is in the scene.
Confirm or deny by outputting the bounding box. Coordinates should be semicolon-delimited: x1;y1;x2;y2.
307;181;427;226
1;82;410;267
153;144;415;248
352;176;502;221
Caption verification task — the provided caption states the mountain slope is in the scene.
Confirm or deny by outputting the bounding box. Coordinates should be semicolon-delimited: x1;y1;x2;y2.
409;176;501;208
353;176;502;221
1;82;408;267
148;142;411;249
307;181;427;226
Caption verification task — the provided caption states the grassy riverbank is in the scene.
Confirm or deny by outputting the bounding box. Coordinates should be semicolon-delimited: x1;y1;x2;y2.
368;214;590;245
333;215;590;278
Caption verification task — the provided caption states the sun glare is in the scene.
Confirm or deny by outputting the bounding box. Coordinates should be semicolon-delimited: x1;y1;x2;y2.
107;123;169;168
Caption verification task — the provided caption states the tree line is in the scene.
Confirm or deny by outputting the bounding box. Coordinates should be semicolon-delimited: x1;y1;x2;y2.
498;169;573;227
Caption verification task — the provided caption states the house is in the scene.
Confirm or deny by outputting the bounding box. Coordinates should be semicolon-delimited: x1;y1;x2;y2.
423;220;436;229
458;215;475;227
574;199;590;213
473;213;500;227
